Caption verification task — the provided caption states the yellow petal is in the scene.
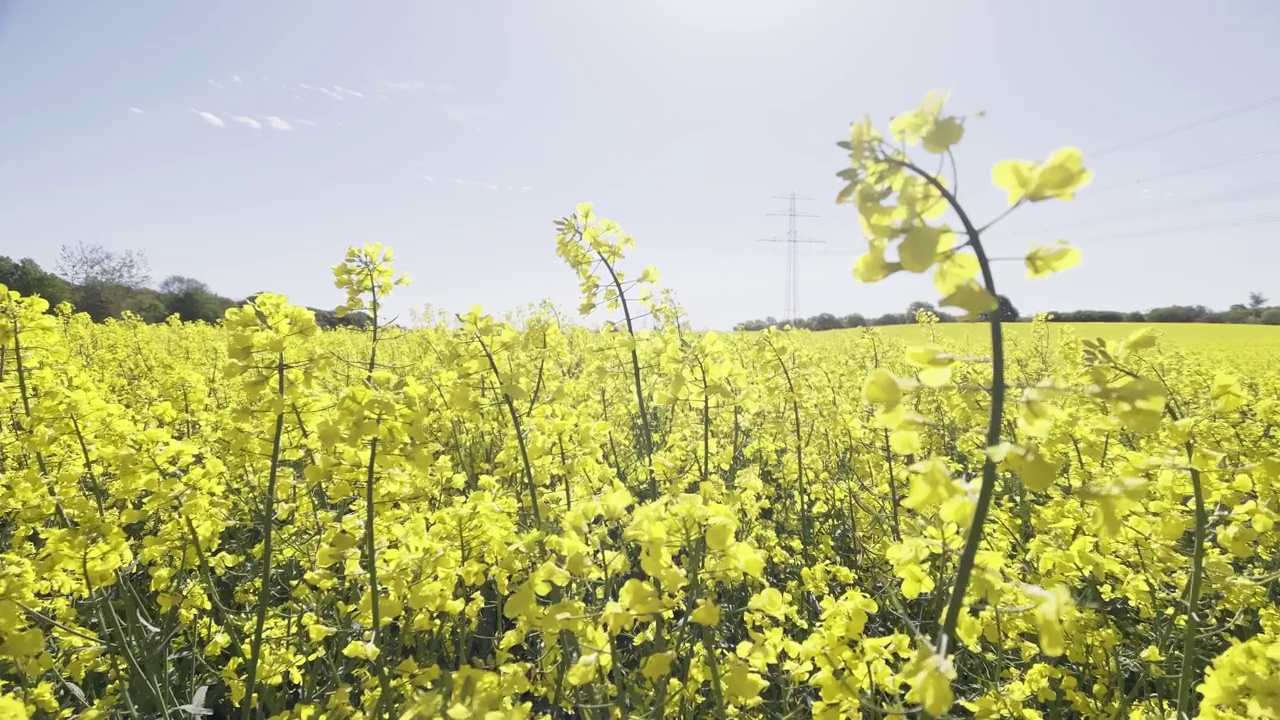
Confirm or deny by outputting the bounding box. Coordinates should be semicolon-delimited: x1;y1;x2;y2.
1025;242;1082;278
898;226;946;273
940;280;997;317
854;249;901;283
933;251;980;295
862;369;902;409
991;159;1037;206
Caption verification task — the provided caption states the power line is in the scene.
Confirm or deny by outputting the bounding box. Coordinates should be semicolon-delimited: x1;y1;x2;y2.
1127;148;1280;184
1000;177;1280;237
1093;92;1280;158
1029;146;1280;197
1085;7;1280;160
808;108;1280;261
801;209;1280;266
757;191;824;321
1071;210;1280;243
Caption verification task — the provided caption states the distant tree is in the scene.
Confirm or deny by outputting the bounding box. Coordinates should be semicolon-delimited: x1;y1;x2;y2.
811;312;842;331
871;312;906;326
72;283;135;322
124;291;169;323
56;241;151;288
998;295;1020;322
0;256;72;305
906;301;936;321
981;295;1020;322
1147;305;1210;323
312;306;373;330
52;242;153;321
165;287;234;323
1221;305;1253;324
741;300;1273;330
1262;308;1280;326
159;275;210;295
1248;292;1269;312
159;274;232;323
1049;310;1117;322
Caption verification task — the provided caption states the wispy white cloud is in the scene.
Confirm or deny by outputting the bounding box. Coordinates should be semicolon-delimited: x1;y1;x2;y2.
292;118;318;127
298;83;345;101
229;115;262;130
281;82;376;102
191;108;225;127
129;107;145;115
208;79;226;90
421;175;435;182
231;75;242;84
261;116;295;131
191;107;309;133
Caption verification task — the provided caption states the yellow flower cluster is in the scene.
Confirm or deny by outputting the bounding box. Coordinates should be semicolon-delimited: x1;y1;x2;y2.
0;98;1277;720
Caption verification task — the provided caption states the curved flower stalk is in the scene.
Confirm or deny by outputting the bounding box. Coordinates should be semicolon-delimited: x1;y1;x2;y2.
555;205;663;501
225;292;325;718
837;91;1093;715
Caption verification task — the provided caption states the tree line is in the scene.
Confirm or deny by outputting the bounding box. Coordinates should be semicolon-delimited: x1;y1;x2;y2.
736;292;1280;331
0;242;370;328
8;243;1274;331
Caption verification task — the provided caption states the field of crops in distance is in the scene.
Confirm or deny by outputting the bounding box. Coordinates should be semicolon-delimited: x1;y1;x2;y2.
4;260;1280;719
823;321;1280;354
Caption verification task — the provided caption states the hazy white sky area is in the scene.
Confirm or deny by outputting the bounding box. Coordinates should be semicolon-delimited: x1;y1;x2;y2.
2;1;1278;328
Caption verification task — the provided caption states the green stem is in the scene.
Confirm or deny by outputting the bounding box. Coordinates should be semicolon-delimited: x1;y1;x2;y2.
701;363;711;487
476;333;543;532
241;354;286;720
597;249;656;500
11;314;50;478
701;626;726;718
884;429;901;543
768;337;813;565
1175;446;1207;719
891;157;1005;655
366;433;394;717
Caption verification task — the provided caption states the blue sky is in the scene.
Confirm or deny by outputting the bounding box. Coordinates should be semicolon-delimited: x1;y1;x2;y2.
2;1;1278;329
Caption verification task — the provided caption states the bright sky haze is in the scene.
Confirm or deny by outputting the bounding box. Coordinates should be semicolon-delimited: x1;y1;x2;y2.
2;1;1278;329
